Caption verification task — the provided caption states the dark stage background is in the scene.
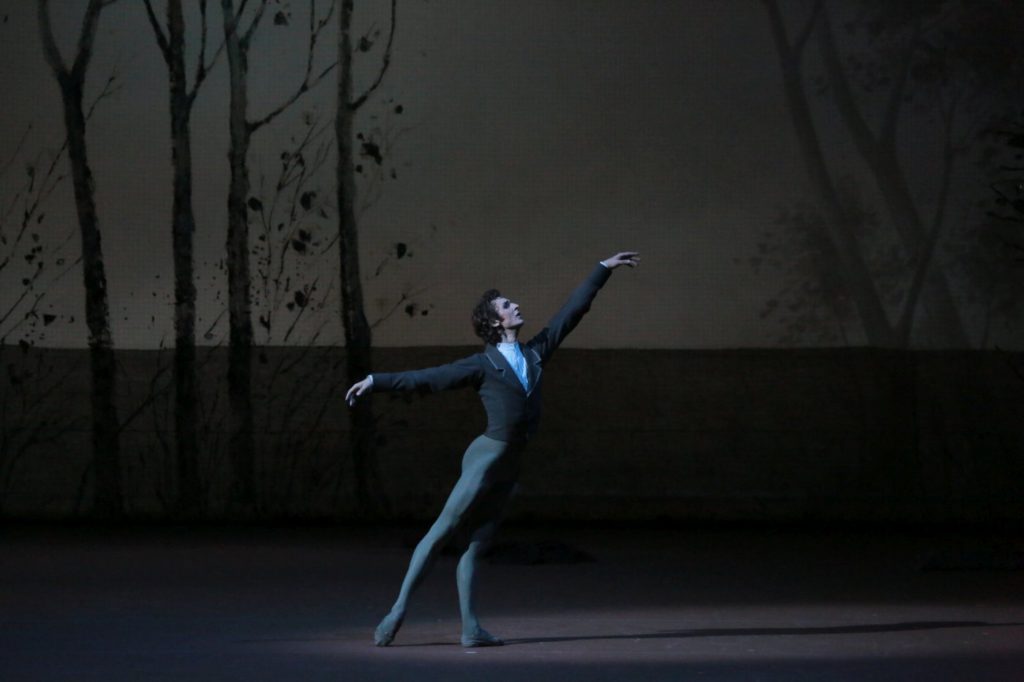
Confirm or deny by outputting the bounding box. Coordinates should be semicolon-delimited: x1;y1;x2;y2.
1;1;1023;521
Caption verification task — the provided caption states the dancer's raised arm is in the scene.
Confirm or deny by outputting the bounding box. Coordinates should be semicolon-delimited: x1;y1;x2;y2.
527;251;640;364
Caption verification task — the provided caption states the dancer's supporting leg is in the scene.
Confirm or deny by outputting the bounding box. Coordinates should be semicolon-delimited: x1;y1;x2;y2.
456;491;511;648
374;437;499;646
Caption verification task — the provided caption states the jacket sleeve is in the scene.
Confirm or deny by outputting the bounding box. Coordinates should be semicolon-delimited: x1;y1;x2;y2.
372;354;483;394
527;264;612;364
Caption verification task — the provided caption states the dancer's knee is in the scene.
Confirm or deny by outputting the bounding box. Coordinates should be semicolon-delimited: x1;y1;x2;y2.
425;513;461;547
456;545;479;579
460;541;480;561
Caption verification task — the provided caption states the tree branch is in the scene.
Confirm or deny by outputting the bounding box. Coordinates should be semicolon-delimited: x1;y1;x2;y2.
37;0;68;78
0;126;32;183
201;307;228;342
879;19;922;146
0;290;45;336
196;0;210;76
369;285;429;330
71;0;105;83
142;0;171;62
762;0;794;67
792;0;823;56
242;0;270;46
818;6;879;162
249;0;338;131
281;277;319;343
895;95;957;344
116;353;172;435
351;0;397;111
85;70;120;121
189;4;227;105
988;179;1021;211
222;0;240;38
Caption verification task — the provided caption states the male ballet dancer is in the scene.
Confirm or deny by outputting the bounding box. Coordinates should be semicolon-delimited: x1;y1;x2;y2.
345;251;640;647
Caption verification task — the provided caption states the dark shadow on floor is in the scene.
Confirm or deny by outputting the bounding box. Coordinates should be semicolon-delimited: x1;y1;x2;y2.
505;619;1022;646
243;619;1022;647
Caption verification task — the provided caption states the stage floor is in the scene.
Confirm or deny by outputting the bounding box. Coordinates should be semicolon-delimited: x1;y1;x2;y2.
1;523;1022;681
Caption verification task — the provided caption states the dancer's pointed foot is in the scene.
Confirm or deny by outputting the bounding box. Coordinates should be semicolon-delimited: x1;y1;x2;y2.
374;609;404;647
461;627;504;648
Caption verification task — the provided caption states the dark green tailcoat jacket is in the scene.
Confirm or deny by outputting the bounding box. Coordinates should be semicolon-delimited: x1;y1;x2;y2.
372;264;612;443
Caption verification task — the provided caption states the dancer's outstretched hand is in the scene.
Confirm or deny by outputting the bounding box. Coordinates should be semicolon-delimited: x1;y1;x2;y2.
345;376;373;407
601;251;641;270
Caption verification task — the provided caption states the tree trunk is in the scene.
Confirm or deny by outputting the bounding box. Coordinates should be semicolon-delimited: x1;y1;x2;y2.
60;79;122;518
817;10;970;347
763;0;896;347
871;142;969;346
166;0;203;517
337;0;384;516
38;0;121;517
223;0;256;512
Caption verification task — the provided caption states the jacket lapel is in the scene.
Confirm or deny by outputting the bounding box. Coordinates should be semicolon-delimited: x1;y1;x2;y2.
484;345;524;392
524;345;542;395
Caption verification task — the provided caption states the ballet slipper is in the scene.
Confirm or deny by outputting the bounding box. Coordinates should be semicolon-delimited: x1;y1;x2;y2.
374;610;404;647
461;627;504;648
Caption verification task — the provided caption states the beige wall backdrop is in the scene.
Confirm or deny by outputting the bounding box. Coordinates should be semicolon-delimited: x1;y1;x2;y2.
0;1;1020;350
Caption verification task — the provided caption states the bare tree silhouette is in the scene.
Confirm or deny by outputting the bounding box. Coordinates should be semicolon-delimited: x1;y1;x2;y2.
972;114;1024;350
250;111;335;347
142;0;226;518
37;0;123;517
0;128;78;345
335;0;397;516
248;112;343;514
0;351;85;516
220;0;337;513
762;0;895;346
761;0;1024;347
814;3;967;345
248;95;421;515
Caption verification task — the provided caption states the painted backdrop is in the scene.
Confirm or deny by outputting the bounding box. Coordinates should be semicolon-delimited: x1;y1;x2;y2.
1;1;1021;519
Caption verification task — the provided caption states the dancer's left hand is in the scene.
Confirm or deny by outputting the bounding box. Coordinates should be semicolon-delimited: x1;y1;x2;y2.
345;376;373;407
601;252;641;270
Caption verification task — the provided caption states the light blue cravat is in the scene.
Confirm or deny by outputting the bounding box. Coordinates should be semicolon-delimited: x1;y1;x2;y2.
496;342;529;391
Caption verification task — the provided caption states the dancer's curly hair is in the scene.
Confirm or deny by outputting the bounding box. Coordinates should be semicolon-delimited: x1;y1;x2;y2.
471;289;503;345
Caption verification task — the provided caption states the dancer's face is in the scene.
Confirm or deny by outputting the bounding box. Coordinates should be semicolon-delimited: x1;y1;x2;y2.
491;296;524;332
